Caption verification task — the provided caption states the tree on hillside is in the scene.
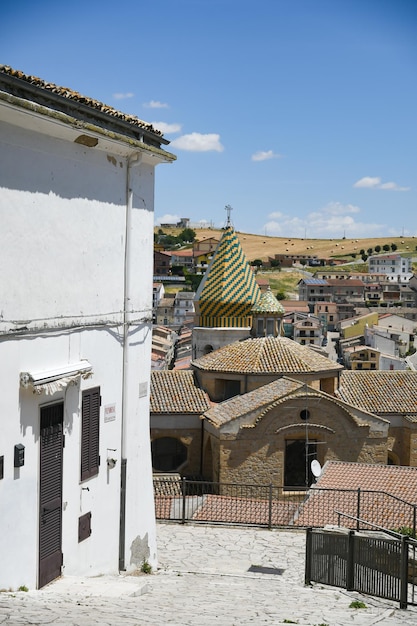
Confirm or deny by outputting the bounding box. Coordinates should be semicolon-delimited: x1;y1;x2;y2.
178;228;196;243
251;259;263;268
383;244;390;251
374;245;381;253
391;243;397;251
276;290;286;300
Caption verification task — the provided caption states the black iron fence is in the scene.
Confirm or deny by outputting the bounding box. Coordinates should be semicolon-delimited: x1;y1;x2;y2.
153;477;417;534
305;527;417;608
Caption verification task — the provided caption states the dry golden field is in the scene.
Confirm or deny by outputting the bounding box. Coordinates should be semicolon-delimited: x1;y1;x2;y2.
158;226;417;264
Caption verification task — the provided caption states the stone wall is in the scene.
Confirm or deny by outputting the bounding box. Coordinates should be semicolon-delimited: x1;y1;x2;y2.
209;399;388;488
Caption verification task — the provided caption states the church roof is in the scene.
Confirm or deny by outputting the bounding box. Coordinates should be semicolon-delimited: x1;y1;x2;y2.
204;378;303;426
191;336;342;375
337;370;417;418
150;370;211;414
251;286;285;315
195;227;261;327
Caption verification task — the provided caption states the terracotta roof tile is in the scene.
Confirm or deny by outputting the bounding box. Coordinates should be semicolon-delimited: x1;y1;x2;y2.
337;371;417;416
0;64;162;136
204;378;303;427
150;370;210;414
192;336;343;375
295;461;417;529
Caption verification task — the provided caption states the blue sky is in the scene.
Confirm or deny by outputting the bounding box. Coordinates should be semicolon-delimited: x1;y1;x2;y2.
2;0;416;238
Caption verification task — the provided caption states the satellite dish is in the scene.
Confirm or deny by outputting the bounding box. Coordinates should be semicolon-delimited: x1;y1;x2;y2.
311;460;322;478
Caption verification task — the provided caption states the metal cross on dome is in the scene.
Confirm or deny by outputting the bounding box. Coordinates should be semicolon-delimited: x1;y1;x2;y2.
225;204;233;227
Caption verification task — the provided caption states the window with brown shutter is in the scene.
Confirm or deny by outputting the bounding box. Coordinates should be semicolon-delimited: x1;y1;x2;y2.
81;387;101;481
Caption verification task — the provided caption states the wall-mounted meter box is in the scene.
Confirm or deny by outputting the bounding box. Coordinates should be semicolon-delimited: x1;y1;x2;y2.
14;444;25;468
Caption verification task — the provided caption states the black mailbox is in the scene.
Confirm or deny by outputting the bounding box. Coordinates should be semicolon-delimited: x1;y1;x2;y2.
14;444;25;468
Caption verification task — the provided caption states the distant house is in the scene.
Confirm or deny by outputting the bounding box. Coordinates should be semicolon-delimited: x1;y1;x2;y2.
153;283;165;321
170;248;194;271
154;249;172;275
368;252;412;281
0;65;175;590
173;291;196;327
293;315;323;346
156;295;176;326
344;346;380;370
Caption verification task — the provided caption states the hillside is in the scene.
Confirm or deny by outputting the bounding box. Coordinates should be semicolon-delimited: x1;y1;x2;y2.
157;226;417;264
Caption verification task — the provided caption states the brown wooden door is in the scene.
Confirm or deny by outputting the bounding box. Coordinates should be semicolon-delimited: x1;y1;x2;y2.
39;402;64;588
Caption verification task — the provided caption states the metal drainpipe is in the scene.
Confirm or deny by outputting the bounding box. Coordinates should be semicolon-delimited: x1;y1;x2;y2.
119;152;141;571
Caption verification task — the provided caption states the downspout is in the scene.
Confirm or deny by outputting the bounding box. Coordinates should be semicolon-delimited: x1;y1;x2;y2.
119;152;142;571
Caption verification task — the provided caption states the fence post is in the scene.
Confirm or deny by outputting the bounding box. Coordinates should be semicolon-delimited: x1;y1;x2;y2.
268;483;273;529
400;535;408;609
356;488;361;531
181;477;186;524
346;530;355;591
305;528;312;585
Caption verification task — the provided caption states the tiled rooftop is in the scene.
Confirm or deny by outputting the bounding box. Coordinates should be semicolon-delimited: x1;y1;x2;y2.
192;336;343;374
0;64;163;138
337;371;417;416
203;378;304;427
295;461;417;529
317;460;417;499
150;370;211;414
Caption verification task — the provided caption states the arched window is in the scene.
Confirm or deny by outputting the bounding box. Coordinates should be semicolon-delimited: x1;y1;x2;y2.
151;437;187;472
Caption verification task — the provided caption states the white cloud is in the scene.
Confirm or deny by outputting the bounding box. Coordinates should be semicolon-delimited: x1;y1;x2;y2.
170;133;224;152
353;176;381;188
155;213;180;226
251;150;281;162
151;122;182;135
112;92;134;100
143;100;169;109
263;202;386;238
379;181;410;191
354;176;410;191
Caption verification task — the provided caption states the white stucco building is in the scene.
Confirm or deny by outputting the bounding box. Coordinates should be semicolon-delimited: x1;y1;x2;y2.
368;253;412;282
0;66;175;589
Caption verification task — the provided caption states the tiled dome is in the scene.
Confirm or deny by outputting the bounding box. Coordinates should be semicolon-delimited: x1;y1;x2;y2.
251;286;285;315
195;227;261;327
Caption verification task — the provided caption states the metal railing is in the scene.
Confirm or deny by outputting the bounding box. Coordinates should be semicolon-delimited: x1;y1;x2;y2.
305;527;417;608
153;477;417;534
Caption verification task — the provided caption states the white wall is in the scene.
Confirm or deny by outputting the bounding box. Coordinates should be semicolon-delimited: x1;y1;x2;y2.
0;104;162;588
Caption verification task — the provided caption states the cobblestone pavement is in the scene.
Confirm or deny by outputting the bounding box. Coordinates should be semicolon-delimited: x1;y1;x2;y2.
1;523;416;625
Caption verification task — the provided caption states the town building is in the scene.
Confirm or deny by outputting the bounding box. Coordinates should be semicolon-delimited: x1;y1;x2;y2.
368;252;413;281
0;65;175;590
